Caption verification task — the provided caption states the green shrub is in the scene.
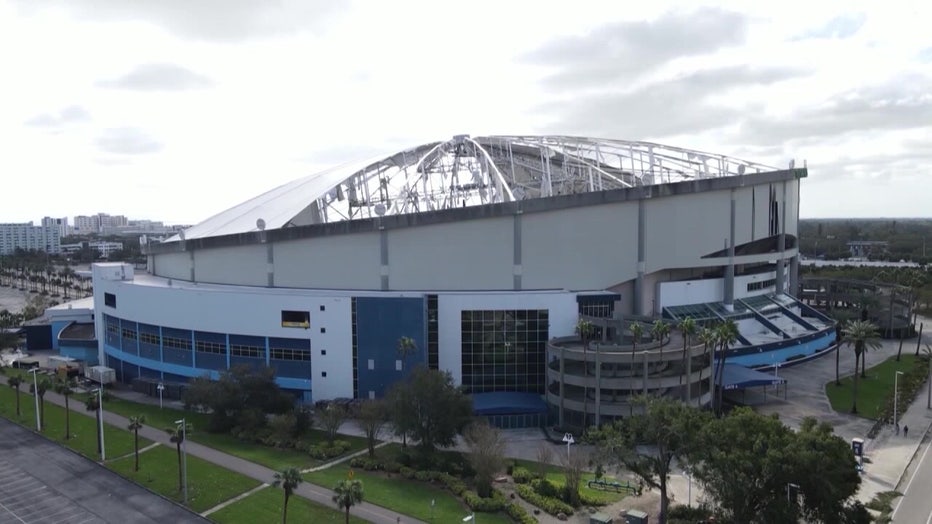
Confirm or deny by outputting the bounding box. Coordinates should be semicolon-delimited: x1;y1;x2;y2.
516;484;574;517
506;503;538;524
399;466;417;479
463;489;508;512
348;456;382;471
512;466;534;484
531;478;561;499
668;504;713;520
578;490;607;507
308;439;351;459
437;473;468;496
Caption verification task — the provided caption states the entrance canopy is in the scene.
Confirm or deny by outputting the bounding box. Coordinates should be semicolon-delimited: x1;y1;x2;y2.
721;364;786;391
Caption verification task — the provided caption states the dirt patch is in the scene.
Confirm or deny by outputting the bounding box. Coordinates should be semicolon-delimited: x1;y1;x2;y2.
0;285;29;313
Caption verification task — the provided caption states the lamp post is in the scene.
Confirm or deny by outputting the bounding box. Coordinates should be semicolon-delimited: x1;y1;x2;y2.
92;388;106;461
430;499;435;521
562;433;575;458
175;418;188;504
786;482;799;506
157;383;164;409
894;371;905;432
29;368;41;431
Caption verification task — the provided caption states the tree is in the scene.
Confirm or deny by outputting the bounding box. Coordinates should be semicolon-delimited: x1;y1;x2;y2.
841;320;881;414
355;399;387;458
790;418;861;523
8;375;22;416
54;378;75;440
535;443;554;480
463;419;506;498
183;365;293;434
317;403;348;444
576;318;596;418
628;322;644;415
677;317;697;401
127;415;146;471
166;421;191;492
650;319;671;363
713;320;739;416
85;394;103;455
385;367;472;455
332;479;364;524
396;336;419;371
561;447;587;507
590;396;711;524
34;376;52;430
272;467;303;524
697;327;717;383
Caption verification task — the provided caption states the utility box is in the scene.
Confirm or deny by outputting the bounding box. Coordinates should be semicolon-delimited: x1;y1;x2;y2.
590;512;613;524
625;509;648;524
85;365;116;385
852;437;864;457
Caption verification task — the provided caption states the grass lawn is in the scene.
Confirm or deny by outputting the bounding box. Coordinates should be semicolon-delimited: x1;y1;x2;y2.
209;484;369;524
513;458;629;505
86;395;369;471
109;444;261;513
825;354;917;419
0;384;150;460
304;449;511;524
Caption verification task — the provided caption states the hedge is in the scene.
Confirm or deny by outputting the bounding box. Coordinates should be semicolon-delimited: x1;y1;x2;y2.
515;484;574;517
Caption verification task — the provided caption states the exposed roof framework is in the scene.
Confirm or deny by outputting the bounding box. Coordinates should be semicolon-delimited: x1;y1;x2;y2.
171;135;776;241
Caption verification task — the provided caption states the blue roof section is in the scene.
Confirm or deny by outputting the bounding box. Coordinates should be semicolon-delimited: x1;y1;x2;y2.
472;392;549;415
721;363;786;391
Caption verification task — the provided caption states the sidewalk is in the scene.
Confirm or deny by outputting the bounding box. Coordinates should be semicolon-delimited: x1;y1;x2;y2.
0;375;424;524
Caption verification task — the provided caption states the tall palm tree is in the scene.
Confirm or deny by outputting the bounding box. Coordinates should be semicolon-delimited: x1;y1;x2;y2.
677;317;697;399
396;336;418;371
576;318;596;423
841;320;882;414
332;479;364;524
54;378;75;440
34;376;51;430
8;376;22;416
165;421;191;492
273;467;304;524
85;394;102;455
650;319;671;365
127;415;146;471
713;320;739;416
628;322;644;415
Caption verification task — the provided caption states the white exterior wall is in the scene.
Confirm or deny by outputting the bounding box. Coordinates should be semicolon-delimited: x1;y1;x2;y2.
390;217;513;290
437;291;578;385
194;244;269;286
274;232;381;290
657;270;791;309
152;251;192;281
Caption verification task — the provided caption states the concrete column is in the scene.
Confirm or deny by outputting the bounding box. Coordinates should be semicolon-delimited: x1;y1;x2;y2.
643;352;649;395
189;249;195;283
266;242;274;287
775;181;788;293
634;200;646;315
513;211;522;290
723;189;736;310
594;345;601;427
789;255;799;296
686;344;692;404
559;345;565;428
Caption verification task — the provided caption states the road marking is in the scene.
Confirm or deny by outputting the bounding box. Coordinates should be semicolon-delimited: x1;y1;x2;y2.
892;434;932;521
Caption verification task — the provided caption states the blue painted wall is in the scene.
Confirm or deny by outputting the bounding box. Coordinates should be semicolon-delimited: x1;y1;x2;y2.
50;320;70;350
59;344;98;365
355;296;426;399
727;330;836;368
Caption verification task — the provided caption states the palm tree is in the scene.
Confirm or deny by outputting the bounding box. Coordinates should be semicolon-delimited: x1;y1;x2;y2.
34;376;51;430
677;317;697;399
85;394;102;455
576;318;596;422
332;479;364;524
396;336;418;371
650;319;671;364
841;320;882;414
628;321;644;415
713;320;739;416
127;415;146;471
272;467;303;523
166;421;191;492
54;378;75;440
8;376;22;416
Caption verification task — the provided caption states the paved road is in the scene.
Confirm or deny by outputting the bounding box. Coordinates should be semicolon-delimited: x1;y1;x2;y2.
0;417;208;524
891;431;932;523
2;377;424;524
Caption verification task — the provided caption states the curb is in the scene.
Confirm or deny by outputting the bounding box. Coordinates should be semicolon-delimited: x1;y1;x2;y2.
893;417;932;491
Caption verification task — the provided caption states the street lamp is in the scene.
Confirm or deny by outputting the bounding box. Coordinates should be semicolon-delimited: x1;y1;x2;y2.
28;368;41;431
894;371;905;432
156;382;164;409
430;499;435;521
91;388;106;461
562;433;575;458
175;418;188;504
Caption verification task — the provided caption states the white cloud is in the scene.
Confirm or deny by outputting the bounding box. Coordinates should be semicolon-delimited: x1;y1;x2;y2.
97;63;213;91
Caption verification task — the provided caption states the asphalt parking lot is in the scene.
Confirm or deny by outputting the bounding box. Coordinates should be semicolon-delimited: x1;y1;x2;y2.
0;418;207;524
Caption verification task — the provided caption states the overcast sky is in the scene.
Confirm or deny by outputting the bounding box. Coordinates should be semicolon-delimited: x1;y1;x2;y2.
2;0;930;225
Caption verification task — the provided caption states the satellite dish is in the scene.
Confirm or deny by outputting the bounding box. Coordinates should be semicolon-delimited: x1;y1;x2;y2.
374;203;386;216
256;218;266;231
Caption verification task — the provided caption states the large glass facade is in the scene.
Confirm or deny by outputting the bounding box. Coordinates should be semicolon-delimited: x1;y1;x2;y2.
461;309;548;394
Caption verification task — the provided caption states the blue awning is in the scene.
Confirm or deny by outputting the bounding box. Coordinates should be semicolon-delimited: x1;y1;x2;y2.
721;364;786;391
471;392;549;415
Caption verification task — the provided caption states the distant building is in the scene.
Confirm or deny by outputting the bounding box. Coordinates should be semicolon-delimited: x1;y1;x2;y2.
60;240;124;258
847;240;888;259
41;216;70;238
73;213;128;234
0;222;61;255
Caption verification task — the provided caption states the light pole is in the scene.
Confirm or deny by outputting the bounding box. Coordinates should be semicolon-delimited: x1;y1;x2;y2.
562;433;575;458
175;418;188;504
894;371;905;432
92;388;106;461
157;383;164;409
430;499;435;521
786;482;799;506
29;368;41;431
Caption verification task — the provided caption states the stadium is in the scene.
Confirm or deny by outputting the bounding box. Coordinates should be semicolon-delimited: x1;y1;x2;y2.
91;135;835;428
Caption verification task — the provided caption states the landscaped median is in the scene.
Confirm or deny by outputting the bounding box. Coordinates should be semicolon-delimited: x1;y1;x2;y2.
825;353;928;421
